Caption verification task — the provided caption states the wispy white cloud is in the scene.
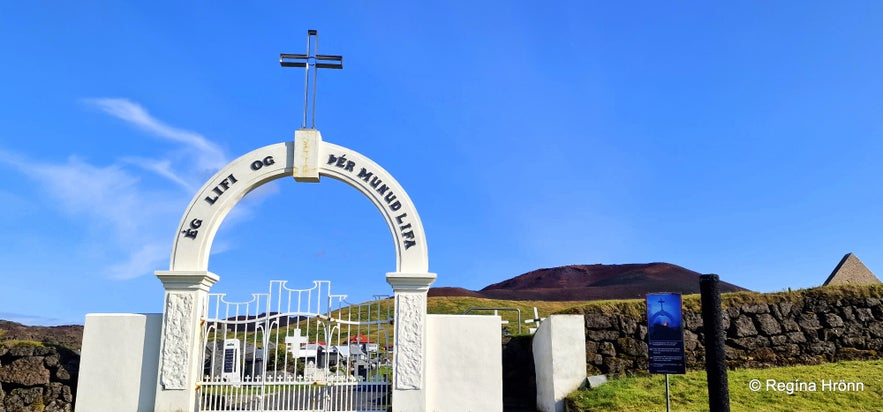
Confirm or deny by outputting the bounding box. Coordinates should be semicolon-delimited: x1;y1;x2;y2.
25;157;145;236
0;152;180;263
106;242;170;280
122;156;194;192
83;97;228;181
0;98;270;281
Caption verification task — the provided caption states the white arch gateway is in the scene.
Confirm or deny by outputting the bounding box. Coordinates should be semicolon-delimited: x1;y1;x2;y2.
154;129;437;411
76;129;502;412
168;129;429;274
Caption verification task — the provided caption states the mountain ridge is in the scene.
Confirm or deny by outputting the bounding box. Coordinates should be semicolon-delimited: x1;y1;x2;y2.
0;320;84;351
430;262;749;301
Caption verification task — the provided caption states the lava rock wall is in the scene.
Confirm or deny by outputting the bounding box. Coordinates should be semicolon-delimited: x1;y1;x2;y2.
567;285;883;375
0;342;78;412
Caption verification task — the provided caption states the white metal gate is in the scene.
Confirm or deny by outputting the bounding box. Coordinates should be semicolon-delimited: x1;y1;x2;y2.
198;280;393;412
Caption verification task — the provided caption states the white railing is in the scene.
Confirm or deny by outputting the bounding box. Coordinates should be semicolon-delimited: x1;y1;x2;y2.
198;280;392;412
200;378;391;411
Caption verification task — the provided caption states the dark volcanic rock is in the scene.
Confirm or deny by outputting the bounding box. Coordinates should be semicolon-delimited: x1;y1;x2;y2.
0;357;50;386
0;338;79;412
427;287;485;298
0;321;83;352
575;285;883;375
430;263;750;301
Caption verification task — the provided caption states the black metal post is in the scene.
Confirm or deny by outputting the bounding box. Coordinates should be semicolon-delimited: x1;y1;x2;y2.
700;274;730;412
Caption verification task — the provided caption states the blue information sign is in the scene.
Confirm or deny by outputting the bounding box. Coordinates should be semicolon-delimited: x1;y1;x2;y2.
647;293;686;374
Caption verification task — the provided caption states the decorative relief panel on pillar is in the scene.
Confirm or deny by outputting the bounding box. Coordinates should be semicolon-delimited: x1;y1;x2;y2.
160;292;194;389
396;293;424;390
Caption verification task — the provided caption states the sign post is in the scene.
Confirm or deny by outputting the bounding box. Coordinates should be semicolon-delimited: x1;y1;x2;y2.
646;293;686;412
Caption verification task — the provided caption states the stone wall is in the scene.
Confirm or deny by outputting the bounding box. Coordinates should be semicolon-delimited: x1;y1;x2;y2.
0;342;78;412
564;284;883;376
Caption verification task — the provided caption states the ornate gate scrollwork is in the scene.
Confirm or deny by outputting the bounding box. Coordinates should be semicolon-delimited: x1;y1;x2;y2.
198;280;393;412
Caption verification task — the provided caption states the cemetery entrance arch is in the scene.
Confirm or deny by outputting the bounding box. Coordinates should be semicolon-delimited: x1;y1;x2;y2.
154;129;436;412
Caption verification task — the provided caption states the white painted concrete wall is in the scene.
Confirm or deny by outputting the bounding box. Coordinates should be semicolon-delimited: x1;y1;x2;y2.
76;313;162;412
426;314;502;412
533;314;586;412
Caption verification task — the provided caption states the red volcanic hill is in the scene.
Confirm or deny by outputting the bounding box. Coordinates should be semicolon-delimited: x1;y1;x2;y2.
429;263;749;301
0;320;84;351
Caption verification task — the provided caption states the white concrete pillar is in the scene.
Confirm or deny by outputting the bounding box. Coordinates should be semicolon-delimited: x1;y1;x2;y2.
153;271;219;412
533;315;587;412
386;272;436;412
75;313;163;412
426;314;503;412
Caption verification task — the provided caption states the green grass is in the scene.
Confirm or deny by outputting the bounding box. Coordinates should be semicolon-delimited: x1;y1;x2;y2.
207;286;883;354
211;284;883;344
560;284;883;317
200;382;313;396
214;295;586;345
568;360;883;411
427;296;593;334
0;339;44;347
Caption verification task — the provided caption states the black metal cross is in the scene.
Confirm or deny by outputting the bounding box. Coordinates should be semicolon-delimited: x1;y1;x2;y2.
280;30;343;129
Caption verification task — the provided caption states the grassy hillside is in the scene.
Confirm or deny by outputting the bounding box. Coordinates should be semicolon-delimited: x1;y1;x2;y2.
558;284;883;316
0;320;83;351
567;359;883;411
427;296;592;334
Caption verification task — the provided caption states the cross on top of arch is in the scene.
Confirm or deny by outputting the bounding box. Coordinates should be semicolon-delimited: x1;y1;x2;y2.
280;29;344;129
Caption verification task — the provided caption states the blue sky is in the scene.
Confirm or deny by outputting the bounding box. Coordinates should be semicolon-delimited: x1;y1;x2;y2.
2;2;883;325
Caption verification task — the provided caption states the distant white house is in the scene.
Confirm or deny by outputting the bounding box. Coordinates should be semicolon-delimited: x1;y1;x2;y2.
284;330;379;366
